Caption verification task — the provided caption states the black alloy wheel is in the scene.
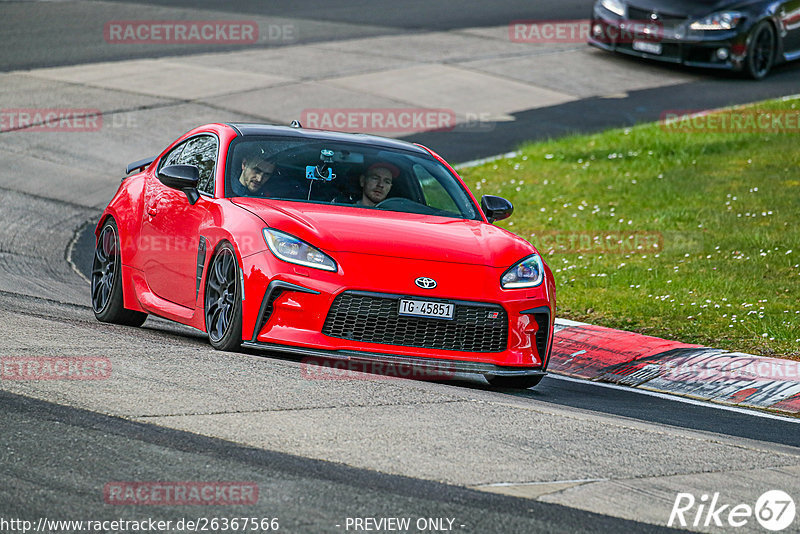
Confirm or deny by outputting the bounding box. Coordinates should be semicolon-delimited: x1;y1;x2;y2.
204;242;243;351
91;219;147;326
745;21;776;80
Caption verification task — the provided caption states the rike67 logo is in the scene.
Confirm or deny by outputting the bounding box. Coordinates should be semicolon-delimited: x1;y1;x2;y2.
669;490;795;531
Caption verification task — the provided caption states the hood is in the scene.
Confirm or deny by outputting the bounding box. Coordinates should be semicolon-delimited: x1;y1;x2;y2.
623;0;748;17
231;198;536;267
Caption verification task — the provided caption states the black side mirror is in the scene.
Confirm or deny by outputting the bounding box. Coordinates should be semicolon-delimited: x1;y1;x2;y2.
158;164;201;204
481;195;513;223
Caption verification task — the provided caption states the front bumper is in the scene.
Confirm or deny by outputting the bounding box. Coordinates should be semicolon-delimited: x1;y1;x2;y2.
238;251;555;375
589;8;748;71
241;341;548;378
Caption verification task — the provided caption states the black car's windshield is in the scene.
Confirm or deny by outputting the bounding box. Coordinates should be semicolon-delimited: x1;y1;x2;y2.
226;136;479;220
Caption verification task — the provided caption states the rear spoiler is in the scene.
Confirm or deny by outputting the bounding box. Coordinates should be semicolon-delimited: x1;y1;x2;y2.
126;157;155;175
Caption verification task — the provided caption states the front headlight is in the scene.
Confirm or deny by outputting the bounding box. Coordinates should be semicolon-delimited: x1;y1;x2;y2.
263;228;337;272
689;11;743;30
599;0;626;17
501;254;545;289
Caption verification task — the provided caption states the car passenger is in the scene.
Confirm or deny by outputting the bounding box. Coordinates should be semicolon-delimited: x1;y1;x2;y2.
358;162;399;207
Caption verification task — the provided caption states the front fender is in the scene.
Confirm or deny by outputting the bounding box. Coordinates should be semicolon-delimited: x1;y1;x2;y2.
95;174;147;266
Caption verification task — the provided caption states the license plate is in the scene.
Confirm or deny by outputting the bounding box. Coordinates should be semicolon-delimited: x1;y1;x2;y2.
398;299;454;320
632;40;662;55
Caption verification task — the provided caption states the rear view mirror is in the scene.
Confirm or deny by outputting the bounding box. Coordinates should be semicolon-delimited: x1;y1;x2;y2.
481;195;513;223
158;164;201;204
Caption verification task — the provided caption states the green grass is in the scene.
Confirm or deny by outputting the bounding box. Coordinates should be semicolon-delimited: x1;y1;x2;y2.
459;97;800;360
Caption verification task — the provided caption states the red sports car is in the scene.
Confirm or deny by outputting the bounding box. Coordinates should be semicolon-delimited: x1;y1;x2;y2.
92;123;555;388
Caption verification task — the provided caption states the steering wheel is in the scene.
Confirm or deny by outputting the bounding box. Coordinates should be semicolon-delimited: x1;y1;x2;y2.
376;197;440;216
375;197;409;209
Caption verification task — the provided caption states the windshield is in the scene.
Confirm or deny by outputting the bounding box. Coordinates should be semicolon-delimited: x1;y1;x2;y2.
225;136;480;220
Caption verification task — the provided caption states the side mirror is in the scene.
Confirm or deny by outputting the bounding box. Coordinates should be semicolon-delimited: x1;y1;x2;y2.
158;164;201;204
481;195;513;223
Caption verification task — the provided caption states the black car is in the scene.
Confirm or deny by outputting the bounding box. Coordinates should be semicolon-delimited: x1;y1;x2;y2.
589;0;800;79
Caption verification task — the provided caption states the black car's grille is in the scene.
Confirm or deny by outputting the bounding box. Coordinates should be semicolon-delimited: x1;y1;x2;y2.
626;6;687;28
322;292;508;353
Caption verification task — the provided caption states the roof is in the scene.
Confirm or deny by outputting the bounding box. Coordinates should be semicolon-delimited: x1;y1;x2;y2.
226;123;429;155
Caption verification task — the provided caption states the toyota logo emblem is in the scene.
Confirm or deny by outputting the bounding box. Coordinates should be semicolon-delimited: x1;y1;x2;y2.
415;277;437;289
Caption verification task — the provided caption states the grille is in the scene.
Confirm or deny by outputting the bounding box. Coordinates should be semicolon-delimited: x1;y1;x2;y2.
626;6;687;28
322;292;508;353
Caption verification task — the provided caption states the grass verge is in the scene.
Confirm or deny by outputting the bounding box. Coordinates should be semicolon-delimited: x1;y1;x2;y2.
459;96;800;360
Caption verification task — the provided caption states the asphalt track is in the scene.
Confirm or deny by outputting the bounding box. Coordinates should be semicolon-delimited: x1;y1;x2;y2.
2;389;681;533
2;1;800;532
1;0;592;70
3;0;800;162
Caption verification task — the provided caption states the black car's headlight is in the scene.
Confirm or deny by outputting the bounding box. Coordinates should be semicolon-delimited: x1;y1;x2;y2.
263;229;337;272
599;0;625;17
501;254;545;289
690;11;743;30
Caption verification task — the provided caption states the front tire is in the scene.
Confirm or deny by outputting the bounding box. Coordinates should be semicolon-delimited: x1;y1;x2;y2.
744;21;775;80
91;219;148;326
204;242;243;351
485;374;544;389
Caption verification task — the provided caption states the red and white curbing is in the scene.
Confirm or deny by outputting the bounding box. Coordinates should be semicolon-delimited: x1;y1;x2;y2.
551;318;800;414
453;157;799;416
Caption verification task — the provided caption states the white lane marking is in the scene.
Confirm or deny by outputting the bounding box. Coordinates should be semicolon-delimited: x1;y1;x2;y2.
547;374;800;423
554;318;589;327
453;151;519;170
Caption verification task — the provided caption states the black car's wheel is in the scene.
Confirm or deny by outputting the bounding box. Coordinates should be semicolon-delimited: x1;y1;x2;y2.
204;242;243;351
744;21;775;80
485;374;544;389
91;219;148;326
